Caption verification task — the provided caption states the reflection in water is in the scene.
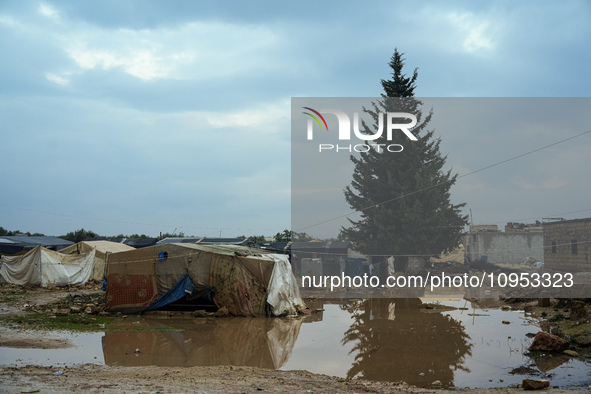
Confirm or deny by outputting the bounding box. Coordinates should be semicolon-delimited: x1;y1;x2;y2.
341;298;472;387
102;317;302;369
532;354;571;372
97;299;590;389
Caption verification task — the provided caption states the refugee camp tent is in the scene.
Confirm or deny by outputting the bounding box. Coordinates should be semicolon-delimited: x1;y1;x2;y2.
157;237;250;246
59;241;135;282
83;237;159;248
105;243;307;317
0;245;97;287
0;235;74;256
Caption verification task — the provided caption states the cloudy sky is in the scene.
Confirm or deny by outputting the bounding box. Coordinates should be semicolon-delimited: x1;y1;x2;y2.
0;1;590;238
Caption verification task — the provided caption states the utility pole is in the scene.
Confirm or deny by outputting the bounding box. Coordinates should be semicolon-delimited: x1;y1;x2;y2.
469;209;474;263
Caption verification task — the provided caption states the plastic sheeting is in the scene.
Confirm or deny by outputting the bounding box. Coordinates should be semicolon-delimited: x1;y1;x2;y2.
143;274;195;312
387;256;396;276
266;254;307;316
0;245;96;287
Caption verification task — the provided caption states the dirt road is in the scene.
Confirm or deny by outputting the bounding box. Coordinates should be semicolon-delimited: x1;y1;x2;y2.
1;363;581;394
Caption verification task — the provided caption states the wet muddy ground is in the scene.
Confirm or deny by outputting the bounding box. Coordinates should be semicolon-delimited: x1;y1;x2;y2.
2;282;591;391
1;294;591;390
4;363;586;394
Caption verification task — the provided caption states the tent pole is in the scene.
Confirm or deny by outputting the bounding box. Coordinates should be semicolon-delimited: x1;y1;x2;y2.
39;247;42;287
104;252;109;280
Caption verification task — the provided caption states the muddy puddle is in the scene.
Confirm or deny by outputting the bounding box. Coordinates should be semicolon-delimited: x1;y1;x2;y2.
0;330;104;366
1;298;590;388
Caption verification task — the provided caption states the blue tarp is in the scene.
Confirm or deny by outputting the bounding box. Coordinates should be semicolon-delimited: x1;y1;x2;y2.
143;274;194;312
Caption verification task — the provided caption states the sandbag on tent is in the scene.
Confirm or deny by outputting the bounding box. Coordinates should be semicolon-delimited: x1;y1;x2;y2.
0;245;96;287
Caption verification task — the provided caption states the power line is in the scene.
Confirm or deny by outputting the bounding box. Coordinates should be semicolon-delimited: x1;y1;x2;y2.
0;204;259;233
3;129;590;235
295;129;591;232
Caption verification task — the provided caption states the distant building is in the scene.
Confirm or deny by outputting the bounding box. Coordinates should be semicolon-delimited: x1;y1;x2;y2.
469;224;499;233
505;221;543;233
543;217;591;271
465;223;543;264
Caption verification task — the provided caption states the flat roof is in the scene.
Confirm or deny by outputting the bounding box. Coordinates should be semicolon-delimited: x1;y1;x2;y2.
0;236;73;246
543;217;591;226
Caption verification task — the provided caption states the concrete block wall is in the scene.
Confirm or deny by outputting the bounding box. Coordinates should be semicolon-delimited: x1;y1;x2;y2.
465;232;543;265
544;219;591;272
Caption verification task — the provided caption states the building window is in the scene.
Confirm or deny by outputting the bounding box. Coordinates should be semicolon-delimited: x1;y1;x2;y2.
571;240;578;255
551;241;556;253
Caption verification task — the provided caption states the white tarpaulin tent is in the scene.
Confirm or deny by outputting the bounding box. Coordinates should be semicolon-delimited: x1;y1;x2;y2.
0;245;97;287
60;240;135;256
266;254;307;316
59;241;135;282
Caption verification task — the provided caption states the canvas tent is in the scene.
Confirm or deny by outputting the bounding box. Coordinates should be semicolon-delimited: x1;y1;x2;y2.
0;245;98;287
157;237;250;246
59;241;135;282
105;243;307;317
83;237;159;248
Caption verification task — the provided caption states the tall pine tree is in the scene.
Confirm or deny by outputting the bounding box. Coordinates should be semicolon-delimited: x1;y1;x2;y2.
340;49;468;269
